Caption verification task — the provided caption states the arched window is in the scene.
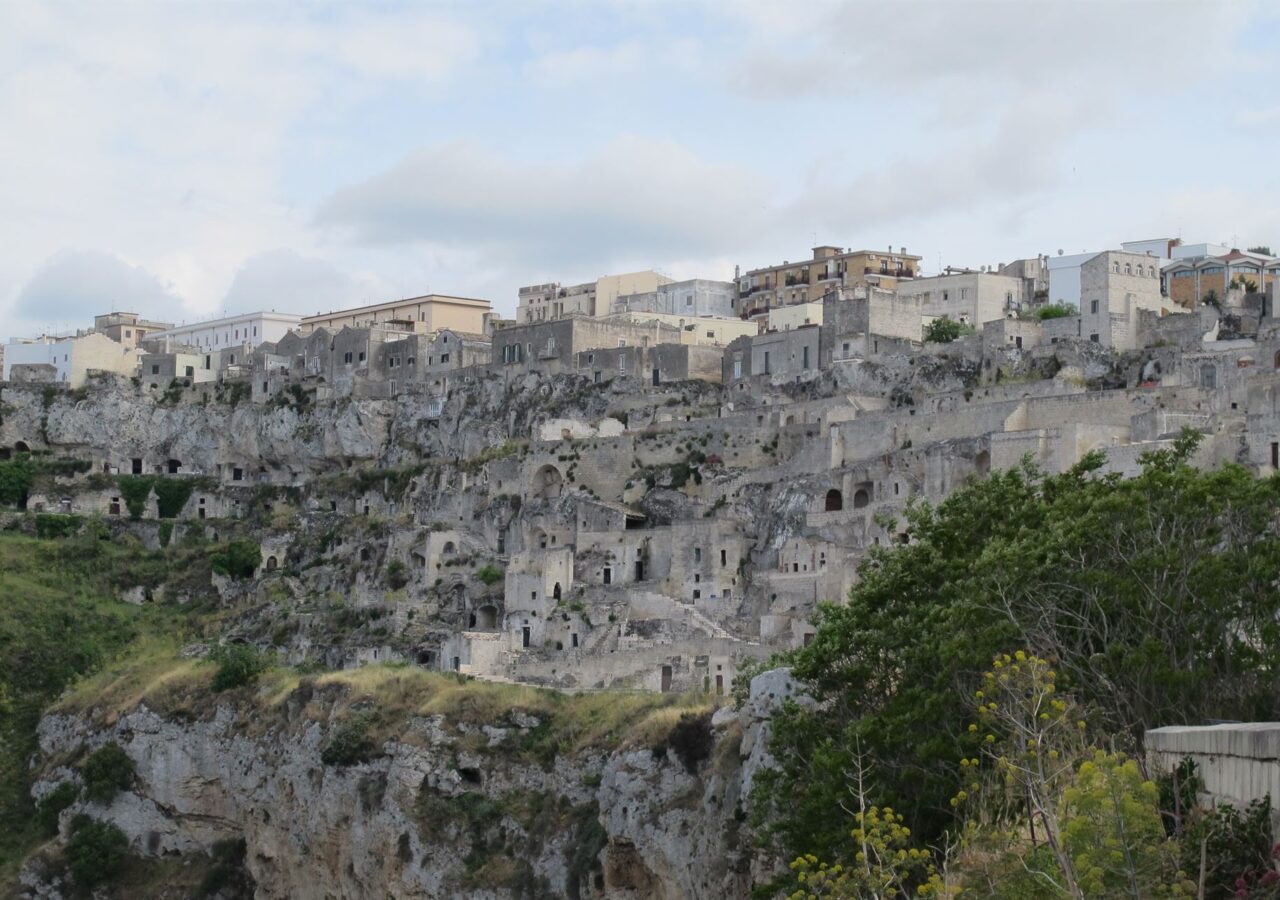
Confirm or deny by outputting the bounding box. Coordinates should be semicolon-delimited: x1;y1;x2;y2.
853;488;870;509
443;541;456;555
824;489;843;512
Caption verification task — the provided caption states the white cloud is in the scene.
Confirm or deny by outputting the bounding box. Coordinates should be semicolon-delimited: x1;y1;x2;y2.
315;135;775;272
222;250;391;318
13;250;183;332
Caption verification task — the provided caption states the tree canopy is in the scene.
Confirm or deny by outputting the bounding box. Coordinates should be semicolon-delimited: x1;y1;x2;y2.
753;432;1280;878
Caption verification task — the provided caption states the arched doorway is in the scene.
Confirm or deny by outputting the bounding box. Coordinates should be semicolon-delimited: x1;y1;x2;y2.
532;465;563;499
824;489;842;512
853;488;870;509
265;556;278;571
552;582;562;601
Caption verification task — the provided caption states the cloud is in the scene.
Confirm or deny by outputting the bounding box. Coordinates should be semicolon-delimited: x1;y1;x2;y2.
221;249;388;317
315;136;774;272
14;250;183;331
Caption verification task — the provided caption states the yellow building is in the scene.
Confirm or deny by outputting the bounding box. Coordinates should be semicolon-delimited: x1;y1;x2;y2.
299;294;492;335
738;245;921;318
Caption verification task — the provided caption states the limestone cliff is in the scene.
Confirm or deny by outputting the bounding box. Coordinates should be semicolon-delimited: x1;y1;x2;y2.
19;668;791;899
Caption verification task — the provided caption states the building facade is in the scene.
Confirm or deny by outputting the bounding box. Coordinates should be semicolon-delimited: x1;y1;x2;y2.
1163;249;1279;307
300;294;492;336
2;332;142;387
611;278;737;319
147;311;302;354
896;270;1020;326
517;271;675;324
737;245;921;318
93;312;174;349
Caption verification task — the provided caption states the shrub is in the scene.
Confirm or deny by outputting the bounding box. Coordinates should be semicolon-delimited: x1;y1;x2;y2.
475;563;503;586
1035;302;1078;320
34;513;81;539
66;814;129;887
153;478;196;518
0;457;35;507
386;560;409;590
656;711;714;774
321;713;376;766
923;317;976;343
209;643;268;691
211;540;262;579
117;475;154;519
80;743;135;805
34;781;80;835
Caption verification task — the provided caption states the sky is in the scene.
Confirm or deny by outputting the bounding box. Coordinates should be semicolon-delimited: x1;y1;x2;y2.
2;0;1279;339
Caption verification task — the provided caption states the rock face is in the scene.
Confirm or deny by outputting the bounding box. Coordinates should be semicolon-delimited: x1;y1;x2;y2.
22;673;789;900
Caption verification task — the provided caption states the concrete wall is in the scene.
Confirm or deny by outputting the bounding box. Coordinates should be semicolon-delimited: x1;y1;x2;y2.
1147;723;1280;828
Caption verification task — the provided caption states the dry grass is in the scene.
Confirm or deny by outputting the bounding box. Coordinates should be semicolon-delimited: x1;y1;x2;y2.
59;654;721;760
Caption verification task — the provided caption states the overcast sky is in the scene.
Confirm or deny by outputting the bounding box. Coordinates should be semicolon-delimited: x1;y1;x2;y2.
2;0;1278;338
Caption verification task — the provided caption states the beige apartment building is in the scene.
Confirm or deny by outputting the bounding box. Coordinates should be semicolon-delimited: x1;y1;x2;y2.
299;294;492;336
517;271;673;323
94;312;174;349
896;270;1021;327
737;245;922;318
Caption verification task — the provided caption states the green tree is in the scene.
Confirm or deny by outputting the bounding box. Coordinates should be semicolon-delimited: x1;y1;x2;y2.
755;433;1280;873
923;318;976;343
65;814;129;887
80;742;135;805
211;540;262;579
1034;303;1077;320
209;643;268;691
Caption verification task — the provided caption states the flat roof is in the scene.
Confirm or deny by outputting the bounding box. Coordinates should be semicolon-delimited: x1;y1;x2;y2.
302;293;492;322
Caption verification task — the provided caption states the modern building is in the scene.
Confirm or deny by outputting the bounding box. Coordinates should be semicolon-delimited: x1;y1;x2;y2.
517;271;674;324
1163;248;1278;307
895;270;1021;326
146;311;301;354
2;332;142;387
93;312;174;349
763;302;824;332
737;245;921;318
611;278;737;319
299;294;493;336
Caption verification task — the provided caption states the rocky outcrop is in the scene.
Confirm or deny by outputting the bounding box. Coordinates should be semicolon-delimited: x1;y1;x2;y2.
21;670;795;899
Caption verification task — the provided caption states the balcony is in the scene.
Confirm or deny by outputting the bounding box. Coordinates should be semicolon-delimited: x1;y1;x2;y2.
784;274;811;287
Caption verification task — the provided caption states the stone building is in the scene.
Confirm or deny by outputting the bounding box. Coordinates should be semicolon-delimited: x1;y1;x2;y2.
492;316;681;376
896;270;1020;326
737;244;921;318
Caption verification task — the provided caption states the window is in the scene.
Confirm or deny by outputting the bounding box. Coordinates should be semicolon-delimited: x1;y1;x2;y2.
408;357;415;366
686;295;693;306
1090;300;1099;314
1125;264;1132;275
693;589;701;600
344;351;353;363
587;353;594;364
358;351;366;362
802;346;810;369
960;287;969;300
151;364;160;374
694;547;702;563
440;353;449;363
1089;333;1100;343
185;366;194;378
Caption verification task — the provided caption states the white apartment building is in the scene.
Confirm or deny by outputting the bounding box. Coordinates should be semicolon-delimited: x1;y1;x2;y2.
147;311;301;353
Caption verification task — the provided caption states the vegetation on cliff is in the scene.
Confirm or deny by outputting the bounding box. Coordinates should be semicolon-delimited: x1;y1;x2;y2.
756;432;1280;897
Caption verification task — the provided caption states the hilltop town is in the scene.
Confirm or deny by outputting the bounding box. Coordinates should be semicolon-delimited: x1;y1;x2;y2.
3;237;1278;699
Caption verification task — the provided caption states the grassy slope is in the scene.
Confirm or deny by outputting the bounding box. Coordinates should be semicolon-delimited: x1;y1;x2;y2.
0;530;214;883
2;526;718;894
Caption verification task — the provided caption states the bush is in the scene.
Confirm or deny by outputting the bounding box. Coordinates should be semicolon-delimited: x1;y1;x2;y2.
0;457;35;507
211;540;262;579
117;475;154;519
475;563;503;586
80;743;135;805
386;560;409;589
66;814;129;887
209;643;268;692
656;711;714;774
923;317;976;343
34;513;81;539
34;781;80;835
321;713;376;766
153;478;196;518
1035;302;1078;320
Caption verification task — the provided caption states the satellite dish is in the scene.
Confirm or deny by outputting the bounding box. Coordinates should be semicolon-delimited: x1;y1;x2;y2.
1057;249;1064;256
